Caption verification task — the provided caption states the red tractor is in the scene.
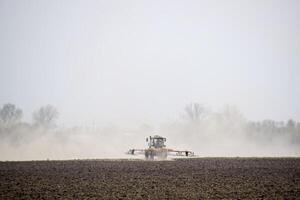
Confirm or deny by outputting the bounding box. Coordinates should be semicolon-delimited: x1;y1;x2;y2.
127;135;194;160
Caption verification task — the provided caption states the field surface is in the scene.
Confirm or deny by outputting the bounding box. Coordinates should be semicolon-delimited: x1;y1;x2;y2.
0;158;300;199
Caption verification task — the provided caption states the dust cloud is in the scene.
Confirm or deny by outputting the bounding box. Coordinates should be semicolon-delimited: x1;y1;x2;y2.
0;103;299;161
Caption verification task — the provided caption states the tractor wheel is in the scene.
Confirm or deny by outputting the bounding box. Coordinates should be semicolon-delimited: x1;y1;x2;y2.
150;153;154;160
162;151;168;159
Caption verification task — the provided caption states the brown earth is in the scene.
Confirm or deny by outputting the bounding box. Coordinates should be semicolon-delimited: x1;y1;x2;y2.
0;158;300;199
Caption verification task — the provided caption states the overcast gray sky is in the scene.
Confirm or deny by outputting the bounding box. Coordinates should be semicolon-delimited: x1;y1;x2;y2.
0;0;300;126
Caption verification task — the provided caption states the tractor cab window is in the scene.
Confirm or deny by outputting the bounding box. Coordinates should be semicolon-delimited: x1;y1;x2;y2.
151;137;166;148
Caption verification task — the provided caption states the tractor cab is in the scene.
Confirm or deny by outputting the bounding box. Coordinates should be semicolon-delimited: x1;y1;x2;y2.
146;135;166;149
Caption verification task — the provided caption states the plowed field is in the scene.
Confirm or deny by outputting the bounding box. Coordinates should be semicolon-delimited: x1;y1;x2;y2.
1;158;300;199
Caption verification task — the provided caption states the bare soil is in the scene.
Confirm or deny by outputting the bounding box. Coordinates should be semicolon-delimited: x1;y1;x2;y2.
0;158;300;199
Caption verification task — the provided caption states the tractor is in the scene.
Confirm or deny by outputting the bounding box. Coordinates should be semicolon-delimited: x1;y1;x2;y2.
127;135;194;160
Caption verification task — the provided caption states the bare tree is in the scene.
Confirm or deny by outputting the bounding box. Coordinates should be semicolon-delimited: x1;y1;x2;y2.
286;119;296;133
184;103;206;121
287;119;296;129
33;105;58;127
220;105;245;126
0;103;22;124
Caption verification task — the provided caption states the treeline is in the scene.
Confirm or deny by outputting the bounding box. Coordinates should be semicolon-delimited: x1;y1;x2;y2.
0;103;58;127
162;103;300;147
182;103;300;134
0;103;58;141
1;102;300;143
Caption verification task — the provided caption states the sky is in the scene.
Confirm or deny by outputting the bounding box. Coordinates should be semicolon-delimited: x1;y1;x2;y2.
0;0;300;127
